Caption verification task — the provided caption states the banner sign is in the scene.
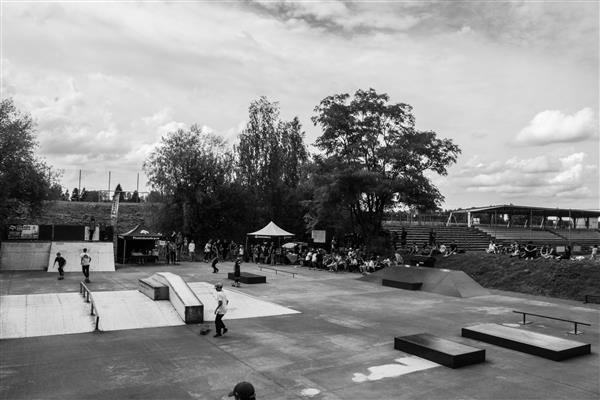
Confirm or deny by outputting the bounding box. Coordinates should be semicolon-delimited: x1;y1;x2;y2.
311;230;326;243
7;225;39;240
110;193;120;225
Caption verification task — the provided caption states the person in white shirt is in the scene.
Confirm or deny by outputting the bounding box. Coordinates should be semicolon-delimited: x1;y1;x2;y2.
213;282;229;337
80;248;92;283
188;240;196;261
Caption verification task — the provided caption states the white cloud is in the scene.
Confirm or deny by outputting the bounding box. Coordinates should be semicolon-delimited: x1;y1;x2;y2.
515;108;597;145
454;152;597;201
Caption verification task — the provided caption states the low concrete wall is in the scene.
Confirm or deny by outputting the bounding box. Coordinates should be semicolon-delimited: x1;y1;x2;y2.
0;242;52;271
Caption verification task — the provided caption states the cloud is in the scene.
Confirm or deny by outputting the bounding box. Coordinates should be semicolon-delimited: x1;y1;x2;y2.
453;152;597;200
515;108;597;145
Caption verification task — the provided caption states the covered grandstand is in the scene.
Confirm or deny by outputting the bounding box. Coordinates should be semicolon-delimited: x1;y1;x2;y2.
386;204;600;251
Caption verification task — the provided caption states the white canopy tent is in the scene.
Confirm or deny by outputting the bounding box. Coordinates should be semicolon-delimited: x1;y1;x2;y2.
247;221;295;238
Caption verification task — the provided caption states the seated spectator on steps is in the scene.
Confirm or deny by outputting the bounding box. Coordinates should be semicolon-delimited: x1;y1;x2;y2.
524;241;537;260
408;242;419;255
557;245;572;260
438;243;448;257
445;241;458;257
486;240;497;254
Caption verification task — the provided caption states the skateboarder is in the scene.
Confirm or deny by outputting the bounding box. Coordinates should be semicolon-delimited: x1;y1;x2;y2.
80;248;92;283
232;258;241;287
211;255;219;273
213;282;228;337
52;252;66;280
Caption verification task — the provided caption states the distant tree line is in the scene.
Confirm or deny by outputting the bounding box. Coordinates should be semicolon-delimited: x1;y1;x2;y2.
2;89;461;253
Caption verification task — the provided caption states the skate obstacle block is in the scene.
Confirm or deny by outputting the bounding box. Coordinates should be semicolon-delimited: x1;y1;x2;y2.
462;323;591;361
143;272;203;323
227;272;266;284
138;276;169;300
382;278;422;290
394;333;485;368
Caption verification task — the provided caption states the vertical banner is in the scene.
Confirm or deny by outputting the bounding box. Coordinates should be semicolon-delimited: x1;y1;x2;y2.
110;193;120;225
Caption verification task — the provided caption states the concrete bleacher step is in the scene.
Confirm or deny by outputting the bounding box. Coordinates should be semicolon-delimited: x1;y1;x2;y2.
138;277;169;300
394;333;486;368
461;323;591;361
227;272;266;284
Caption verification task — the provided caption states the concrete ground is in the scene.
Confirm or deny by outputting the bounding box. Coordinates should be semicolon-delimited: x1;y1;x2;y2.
1;261;599;400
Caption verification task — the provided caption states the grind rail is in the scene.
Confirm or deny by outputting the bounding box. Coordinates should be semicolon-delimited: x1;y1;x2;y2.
257;266;297;278
513;310;590;335
79;282;100;331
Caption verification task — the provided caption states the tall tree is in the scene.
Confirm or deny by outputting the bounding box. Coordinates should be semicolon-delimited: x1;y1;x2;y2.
310;88;460;248
0;98;60;227
235;97;309;230
144;125;237;239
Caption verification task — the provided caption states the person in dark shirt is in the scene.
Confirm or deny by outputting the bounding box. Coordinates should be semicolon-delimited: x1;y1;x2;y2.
53;252;66;280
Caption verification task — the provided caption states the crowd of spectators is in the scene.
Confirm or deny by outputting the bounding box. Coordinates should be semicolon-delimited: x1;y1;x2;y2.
484;240;598;261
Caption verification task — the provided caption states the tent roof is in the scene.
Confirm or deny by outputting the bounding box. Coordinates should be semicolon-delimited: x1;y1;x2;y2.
118;224;164;240
451;204;600;219
247;221;295;237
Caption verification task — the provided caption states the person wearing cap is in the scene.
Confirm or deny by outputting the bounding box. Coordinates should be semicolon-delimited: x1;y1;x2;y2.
213;282;229;337
52;252;66;280
228;381;255;400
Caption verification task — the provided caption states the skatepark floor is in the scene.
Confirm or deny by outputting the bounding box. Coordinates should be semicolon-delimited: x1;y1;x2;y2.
1;262;599;400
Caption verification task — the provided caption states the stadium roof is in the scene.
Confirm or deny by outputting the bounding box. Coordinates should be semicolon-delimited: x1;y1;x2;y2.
451;205;600;219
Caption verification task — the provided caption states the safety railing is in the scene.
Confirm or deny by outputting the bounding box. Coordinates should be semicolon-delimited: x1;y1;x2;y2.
513;310;590;335
79;282;100;331
257;266;297;278
583;294;600;304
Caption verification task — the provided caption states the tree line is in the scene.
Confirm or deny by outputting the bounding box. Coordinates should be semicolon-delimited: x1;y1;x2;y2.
2;89;461;251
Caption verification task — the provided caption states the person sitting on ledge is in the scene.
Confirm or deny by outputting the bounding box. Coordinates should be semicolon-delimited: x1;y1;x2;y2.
445;241;458;257
557;245;572;260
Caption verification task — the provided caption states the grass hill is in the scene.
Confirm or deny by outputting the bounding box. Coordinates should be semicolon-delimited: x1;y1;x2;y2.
432;252;600;301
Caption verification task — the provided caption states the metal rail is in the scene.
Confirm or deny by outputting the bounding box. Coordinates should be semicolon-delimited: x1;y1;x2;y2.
583;294;600;304
257;266;296;278
513;310;590;335
79;282;100;331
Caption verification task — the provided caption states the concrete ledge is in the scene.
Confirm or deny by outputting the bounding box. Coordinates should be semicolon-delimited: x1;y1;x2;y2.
395;333;485;368
153;273;203;323
138;277;169;300
462;323;591;361
382;279;422;290
227;272;266;284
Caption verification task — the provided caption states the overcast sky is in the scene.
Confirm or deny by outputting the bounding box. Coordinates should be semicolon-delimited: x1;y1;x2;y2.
2;1;598;210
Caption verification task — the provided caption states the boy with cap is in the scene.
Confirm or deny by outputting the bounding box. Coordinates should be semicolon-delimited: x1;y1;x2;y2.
213;282;228;337
228;381;255;400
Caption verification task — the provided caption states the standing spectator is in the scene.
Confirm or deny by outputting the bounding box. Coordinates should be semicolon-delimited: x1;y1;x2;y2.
88;217;96;241
400;228;407;246
169;241;177;264
188;240;196;262
232;258;241;287
213;282;228;337
53;252;66;280
80;248;92;283
204;240;212;262
238;244;245;261
590;245;598;260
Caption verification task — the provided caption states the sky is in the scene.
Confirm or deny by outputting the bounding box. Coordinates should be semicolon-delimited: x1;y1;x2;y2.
1;0;598;210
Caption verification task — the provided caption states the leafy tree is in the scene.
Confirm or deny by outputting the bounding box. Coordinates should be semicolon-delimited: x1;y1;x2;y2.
144;125;237;239
47;183;64;201
79;187;88;201
70;187;80;201
0;98;60;227
235;97;309;230
113;184;125;201
310;88;460;248
130;190;140;203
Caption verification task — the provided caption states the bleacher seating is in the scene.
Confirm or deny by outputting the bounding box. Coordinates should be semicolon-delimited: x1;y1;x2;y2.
385;223;493;251
475;225;600;249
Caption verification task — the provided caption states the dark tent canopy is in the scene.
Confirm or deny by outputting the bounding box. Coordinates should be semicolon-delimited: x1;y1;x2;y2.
117;224;164;263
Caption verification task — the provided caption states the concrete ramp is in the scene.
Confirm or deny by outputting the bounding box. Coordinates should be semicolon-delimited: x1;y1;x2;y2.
0;242;52;271
47;242;115;272
363;266;489;298
0;293;96;338
152;272;203;323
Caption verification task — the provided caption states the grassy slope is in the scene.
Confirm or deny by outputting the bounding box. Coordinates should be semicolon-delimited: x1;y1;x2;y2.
431;252;600;301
